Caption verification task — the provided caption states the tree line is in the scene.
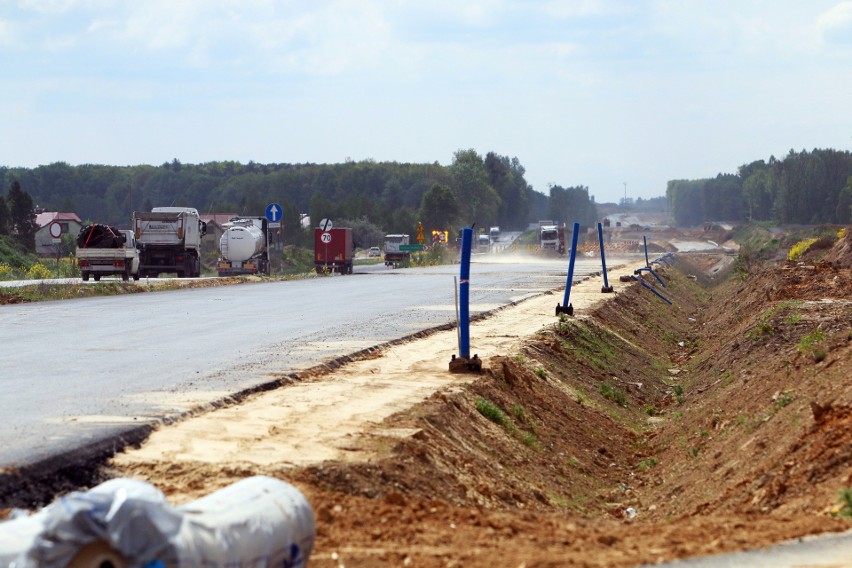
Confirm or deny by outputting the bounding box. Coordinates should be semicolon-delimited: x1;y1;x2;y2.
667;148;852;226
0;150;602;249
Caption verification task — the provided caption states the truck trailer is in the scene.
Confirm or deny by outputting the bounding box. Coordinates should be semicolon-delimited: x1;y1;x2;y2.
383;234;411;268
76;224;140;282
133;207;206;278
314;227;353;274
216;217;269;276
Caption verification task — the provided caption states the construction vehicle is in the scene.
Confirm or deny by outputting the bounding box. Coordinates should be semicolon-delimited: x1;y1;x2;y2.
314;227;353;274
384;234;411;268
216;217;269;276
478;233;491;253
75;225;140;282
539;221;560;252
133;207;206;278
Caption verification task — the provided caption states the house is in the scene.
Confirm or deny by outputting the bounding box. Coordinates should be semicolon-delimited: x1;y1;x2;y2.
34;211;84;255
200;213;239;244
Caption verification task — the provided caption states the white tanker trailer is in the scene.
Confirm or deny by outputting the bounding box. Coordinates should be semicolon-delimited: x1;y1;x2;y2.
216;217;270;276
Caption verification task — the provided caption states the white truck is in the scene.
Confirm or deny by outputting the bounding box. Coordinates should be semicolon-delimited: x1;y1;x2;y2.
216;217;269;276
383;234;411;268
489;226;501;242
76;225;140;282
133;207;207;278
539;221;560;252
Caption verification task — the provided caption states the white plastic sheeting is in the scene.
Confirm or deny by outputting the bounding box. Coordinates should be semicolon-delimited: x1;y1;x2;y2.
0;476;314;568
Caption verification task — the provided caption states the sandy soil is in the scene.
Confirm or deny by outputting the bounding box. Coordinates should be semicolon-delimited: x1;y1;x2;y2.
113;260;648;488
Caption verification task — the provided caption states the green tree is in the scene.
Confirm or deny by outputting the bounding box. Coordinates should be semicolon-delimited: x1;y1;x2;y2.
418;183;460;233
449;149;501;227
0;195;8;234
836;179;852;224
7;180;37;251
484;153;530;230
667;179;705;226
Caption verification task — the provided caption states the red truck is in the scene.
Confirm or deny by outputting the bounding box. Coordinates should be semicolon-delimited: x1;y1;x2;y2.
314;227;353;274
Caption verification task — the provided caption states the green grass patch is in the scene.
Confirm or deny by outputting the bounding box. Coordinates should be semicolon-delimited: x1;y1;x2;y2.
598;380;627;407
834;488;852;519
636;457;658;470
798;329;825;352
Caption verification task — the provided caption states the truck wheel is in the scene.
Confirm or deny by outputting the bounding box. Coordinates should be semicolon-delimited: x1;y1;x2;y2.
93;274;101;282
82;272;90;282
132;273;140;281
122;270;129;282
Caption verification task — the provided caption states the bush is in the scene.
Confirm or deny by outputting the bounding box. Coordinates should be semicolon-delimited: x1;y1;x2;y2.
26;263;53;280
787;238;819;262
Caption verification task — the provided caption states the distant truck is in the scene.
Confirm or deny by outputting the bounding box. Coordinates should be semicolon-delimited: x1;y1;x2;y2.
539;221;560;252
383;234;411;268
76;225;140;282
216;217;269;277
133;207;206;278
314;227;353;274
478;233;491;253
489;226;501;242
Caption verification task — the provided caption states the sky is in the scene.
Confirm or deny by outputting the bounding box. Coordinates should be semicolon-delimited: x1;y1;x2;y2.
1;1;851;204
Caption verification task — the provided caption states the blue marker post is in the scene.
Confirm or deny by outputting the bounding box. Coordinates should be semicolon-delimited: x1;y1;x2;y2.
556;222;580;317
449;227;481;373
597;222;613;293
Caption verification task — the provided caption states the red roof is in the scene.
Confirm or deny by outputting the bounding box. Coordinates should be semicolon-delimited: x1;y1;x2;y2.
35;211;83;228
201;213;239;226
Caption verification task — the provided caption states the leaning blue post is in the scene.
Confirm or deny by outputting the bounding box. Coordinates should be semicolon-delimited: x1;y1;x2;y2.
458;227;472;359
450;227;481;372
597;222;613;293
556;222;580;317
643;235;650;267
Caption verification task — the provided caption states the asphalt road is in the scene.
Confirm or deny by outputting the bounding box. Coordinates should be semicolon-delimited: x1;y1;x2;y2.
0;255;608;469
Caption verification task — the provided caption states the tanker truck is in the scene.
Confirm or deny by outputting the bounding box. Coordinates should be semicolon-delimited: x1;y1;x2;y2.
216;217;270;276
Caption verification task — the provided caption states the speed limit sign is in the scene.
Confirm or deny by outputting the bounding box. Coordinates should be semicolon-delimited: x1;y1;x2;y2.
49;221;62;238
320;232;332;244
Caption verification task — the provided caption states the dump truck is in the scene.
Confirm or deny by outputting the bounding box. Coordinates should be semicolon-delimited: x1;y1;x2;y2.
540;223;560;252
133;207;206;278
75;224;140;282
216;217;269;276
314;227;353;274
383;234;411;268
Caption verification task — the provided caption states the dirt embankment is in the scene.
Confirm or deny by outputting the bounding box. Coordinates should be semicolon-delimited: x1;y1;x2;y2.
100;242;852;566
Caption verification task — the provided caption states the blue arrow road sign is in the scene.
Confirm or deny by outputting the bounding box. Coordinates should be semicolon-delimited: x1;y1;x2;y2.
265;203;282;223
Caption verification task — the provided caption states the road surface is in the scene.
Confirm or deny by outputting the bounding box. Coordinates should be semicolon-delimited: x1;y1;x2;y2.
0;256;606;469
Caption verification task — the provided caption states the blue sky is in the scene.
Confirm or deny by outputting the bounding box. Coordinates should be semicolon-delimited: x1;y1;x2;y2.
1;1;851;203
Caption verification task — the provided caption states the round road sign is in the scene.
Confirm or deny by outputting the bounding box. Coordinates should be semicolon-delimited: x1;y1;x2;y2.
319;218;333;231
48;222;62;238
320;232;332;244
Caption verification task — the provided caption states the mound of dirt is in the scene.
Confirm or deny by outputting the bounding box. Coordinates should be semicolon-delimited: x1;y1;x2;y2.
98;257;851;566
823;228;852;268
